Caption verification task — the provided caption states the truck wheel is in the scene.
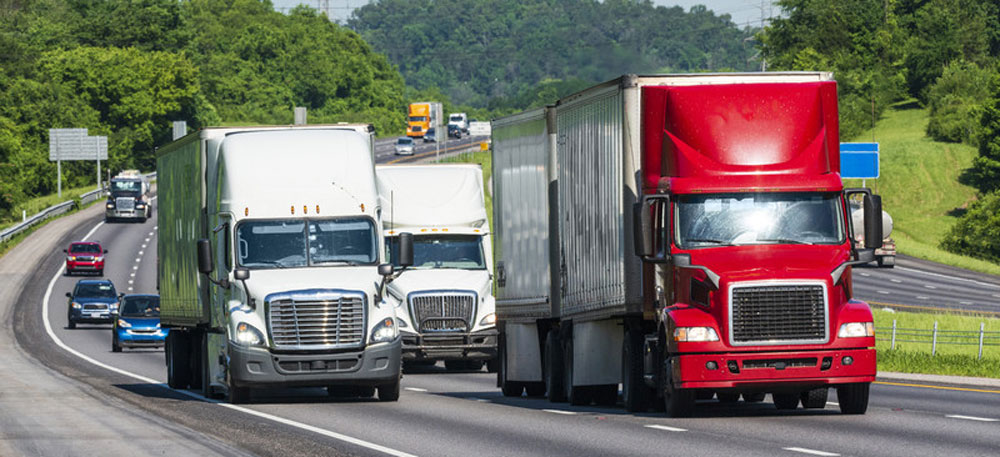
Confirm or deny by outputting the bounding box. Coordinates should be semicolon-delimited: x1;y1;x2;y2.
717;392;740;404
486;357;499;373
622;327;649;412
563;336;592;406
662;359;694;417
743;392;765;403
878;256;895;268
377;376;401;402
227;383;250;404
773;392;800;410
593;385;619;406
166;332;191;389
525;382;546;397
837;382;869;414
801;387;828;408
111;334;122;353
544;330;566;402
499;335;525;397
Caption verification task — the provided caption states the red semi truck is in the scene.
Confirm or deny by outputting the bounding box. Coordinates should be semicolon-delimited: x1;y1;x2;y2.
491;73;884;417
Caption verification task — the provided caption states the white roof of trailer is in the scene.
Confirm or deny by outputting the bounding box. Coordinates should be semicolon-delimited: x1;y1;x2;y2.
376;164;487;230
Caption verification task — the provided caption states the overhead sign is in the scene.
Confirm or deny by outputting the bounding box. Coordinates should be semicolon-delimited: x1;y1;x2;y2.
49;128;107;161
840;142;879;179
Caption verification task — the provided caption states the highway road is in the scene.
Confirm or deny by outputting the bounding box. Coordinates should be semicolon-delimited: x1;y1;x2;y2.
374;134;487;164
853;256;1000;315
3;188;996;456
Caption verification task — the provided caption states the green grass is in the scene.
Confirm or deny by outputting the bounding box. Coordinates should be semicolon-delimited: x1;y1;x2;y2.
441;148;493;232
873;307;1000;377
843;103;1000;275
0;184;102;232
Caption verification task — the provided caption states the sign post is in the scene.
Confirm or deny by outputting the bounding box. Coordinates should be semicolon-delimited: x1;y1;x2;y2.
49;128;108;196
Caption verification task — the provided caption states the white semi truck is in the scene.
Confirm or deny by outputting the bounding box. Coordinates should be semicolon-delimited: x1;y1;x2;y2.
157;125;413;404
377;164;498;371
105;170;151;222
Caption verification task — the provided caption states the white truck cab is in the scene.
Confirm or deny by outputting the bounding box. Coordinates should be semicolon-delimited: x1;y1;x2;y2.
377;164;497;371
448;113;469;134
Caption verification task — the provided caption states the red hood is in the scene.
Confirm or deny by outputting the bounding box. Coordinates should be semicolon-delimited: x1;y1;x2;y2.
684;243;850;285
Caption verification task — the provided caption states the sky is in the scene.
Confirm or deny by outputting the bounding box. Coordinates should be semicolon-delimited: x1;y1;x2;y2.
270;0;778;28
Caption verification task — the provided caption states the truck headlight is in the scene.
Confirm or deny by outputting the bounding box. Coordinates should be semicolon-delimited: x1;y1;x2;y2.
71;302;82;309
117;319;131;328
370;318;397;343
673;327;720;342
106;202;114;209
838;322;875;338
479;312;496;326
234;322;265;346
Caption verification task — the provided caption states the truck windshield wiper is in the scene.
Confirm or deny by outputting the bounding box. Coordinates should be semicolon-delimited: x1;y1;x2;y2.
756;238;814;245
686;238;732;246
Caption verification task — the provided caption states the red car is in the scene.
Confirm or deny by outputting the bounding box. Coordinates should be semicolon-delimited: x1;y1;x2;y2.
64;242;107;276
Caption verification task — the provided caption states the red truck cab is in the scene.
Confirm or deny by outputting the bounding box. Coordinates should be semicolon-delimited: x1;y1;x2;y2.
637;81;880;416
64;241;107;276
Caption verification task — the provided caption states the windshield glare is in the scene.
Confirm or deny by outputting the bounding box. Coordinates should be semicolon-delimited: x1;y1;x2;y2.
111;180;141;192
387;234;485;269
237;218;377;269
76;283;117;298
675;193;844;248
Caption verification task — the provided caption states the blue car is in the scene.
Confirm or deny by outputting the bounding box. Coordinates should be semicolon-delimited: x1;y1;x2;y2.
66;279;120;329
112;294;167;352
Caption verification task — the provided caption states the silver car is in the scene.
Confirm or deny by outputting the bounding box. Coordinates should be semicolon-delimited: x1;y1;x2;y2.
395;137;415;155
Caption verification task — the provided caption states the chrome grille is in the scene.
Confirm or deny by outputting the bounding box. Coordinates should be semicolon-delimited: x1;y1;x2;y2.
268;291;366;350
116;197;135;210
729;283;827;345
410;292;475;333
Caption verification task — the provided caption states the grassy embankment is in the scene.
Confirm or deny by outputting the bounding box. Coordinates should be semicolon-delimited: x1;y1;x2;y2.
0;184;101;232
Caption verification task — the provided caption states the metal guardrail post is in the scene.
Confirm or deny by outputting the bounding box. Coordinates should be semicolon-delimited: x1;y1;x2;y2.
979;322;985;360
931;321;938;356
891;319;897;350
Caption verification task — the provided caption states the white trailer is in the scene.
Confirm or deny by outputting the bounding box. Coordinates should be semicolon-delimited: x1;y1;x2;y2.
376;164;497;371
158;125;412;403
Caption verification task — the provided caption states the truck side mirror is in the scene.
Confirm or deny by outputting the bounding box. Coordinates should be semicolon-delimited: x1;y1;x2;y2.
65;292;71;298
398;232;414;267
378;263;394;277
634;201;654;257
863;194;884;250
63;249;67;253
103;249;108;254
234;267;250;281
197;239;214;274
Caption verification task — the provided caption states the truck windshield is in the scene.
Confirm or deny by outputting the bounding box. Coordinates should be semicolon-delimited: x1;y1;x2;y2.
111;180;141;193
409;116;428;122
236;218;377;269
675;192;844;248
386;234;485;269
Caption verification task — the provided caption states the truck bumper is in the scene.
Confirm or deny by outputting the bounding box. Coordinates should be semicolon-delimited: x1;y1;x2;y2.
401;328;498;361
229;338;401;388
675;348;876;389
105;209;145;220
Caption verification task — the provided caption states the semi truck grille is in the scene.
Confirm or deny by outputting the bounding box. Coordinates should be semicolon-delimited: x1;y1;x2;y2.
268;292;366;350
116;197;135;210
729;283;827;345
410;292;475;333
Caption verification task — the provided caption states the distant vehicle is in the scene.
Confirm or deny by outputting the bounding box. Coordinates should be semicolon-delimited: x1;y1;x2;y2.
66;279;120;329
64;241;106;276
850;200;896;267
112;294;167;352
407;102;443;138
395;137;415;155
423;127;437;143
448;113;469;133
447;124;462;139
106;170;151;223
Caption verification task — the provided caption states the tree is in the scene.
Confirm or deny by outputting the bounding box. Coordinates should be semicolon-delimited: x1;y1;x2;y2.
925;61;996;144
940;191;1000;263
966;93;1000;194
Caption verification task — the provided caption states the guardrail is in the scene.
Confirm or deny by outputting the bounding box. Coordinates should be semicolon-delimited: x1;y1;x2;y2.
0;172;156;244
878;320;1000;360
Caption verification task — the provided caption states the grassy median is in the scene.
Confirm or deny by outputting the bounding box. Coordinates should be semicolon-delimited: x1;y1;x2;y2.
873;307;1000;378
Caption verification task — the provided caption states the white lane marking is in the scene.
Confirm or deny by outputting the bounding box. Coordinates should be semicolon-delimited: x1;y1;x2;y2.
135;257;141;262
133;265;138;270
896;266;1000;289
946;414;999;422
542;409;576;415
404;387;428;392
916;296;930;300
142;244;147;249
128;280;134;284
138;251;143;256
645;424;687;432
877;290;890;295
924;285;937;289
890;279;902;283
464;397;489;403
148;232;154;236
130;273;136;277
859;272;871;277
43;221;418;457
993;294;1000;298
960;301;973;305
783;447;839;456
128;287;133;291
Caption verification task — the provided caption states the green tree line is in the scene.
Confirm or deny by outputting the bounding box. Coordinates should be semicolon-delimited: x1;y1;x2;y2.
0;0;405;221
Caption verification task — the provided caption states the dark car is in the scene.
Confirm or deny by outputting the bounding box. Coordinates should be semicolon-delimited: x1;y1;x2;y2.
423;127;437;143
66;279;120;329
112;294;167;352
448;124;462;139
64;241;107;276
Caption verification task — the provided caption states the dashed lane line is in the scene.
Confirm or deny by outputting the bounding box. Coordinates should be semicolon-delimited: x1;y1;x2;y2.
645;424;686;432
945;415;998;422
783;447;839;456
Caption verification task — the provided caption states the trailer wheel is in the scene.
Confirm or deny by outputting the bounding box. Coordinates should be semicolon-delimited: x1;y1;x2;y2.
773;392;800;410
743;392;765;403
378;376;401;402
525;382;546;397
661;358;694;417
593;385;618;406
544;330;566;402
166;332;191;389
837;382;869;414
801;387;828;408
622;327;649;412
717;392;740;404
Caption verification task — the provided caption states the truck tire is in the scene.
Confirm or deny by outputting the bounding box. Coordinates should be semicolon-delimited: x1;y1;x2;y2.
622;327;649;412
486;357;499;373
498;338;525;397
563;334;592;406
544;330;566;402
717;392;740;404
837;382;869;414
167;332;191;389
773;392;800;410
743;392;765;403
878;256;895;268
111;333;122;353
662;358;694;417
593;385;618;406
227;382;250;404
378;376;401;402
525;382;546;397
801;387;828;408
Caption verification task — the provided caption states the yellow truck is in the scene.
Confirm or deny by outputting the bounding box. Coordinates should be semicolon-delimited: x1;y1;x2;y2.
407;102;442;138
